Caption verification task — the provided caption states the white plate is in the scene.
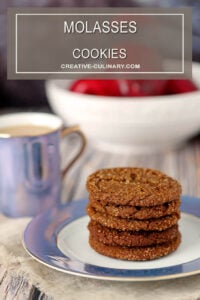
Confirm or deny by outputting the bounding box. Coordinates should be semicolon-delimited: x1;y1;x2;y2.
23;196;200;281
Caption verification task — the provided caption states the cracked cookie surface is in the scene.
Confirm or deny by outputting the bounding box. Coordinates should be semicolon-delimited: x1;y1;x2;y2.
86;168;181;206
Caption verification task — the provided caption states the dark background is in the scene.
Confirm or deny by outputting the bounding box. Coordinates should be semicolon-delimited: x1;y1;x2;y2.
0;0;199;108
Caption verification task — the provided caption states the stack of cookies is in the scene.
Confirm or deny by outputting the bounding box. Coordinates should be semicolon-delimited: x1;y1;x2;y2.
86;168;182;261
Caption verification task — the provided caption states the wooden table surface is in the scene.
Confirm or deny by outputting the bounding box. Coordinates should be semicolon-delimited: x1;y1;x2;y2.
0;108;200;299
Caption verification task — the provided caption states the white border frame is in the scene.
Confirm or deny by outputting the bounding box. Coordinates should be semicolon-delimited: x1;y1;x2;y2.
15;13;184;74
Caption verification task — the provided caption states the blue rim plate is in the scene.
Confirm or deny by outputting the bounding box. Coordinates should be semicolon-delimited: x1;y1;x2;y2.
23;196;200;281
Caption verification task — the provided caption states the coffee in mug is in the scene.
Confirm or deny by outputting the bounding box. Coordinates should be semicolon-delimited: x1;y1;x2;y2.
0;125;52;137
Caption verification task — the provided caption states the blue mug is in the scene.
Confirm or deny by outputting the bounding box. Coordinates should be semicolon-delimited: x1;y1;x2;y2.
0;112;86;217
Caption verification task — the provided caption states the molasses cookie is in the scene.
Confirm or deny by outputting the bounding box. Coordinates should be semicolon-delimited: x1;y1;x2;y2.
88;221;179;247
86;167;182;261
86;168;181;207
89;232;181;261
87;205;180;231
89;197;180;219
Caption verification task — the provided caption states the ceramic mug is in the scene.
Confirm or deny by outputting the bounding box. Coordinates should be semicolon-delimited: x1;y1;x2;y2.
0;112;86;217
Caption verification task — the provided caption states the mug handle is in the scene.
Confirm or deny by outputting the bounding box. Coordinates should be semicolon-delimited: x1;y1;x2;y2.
61;125;87;179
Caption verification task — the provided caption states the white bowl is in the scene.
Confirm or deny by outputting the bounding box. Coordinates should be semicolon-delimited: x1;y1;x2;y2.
46;63;200;153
